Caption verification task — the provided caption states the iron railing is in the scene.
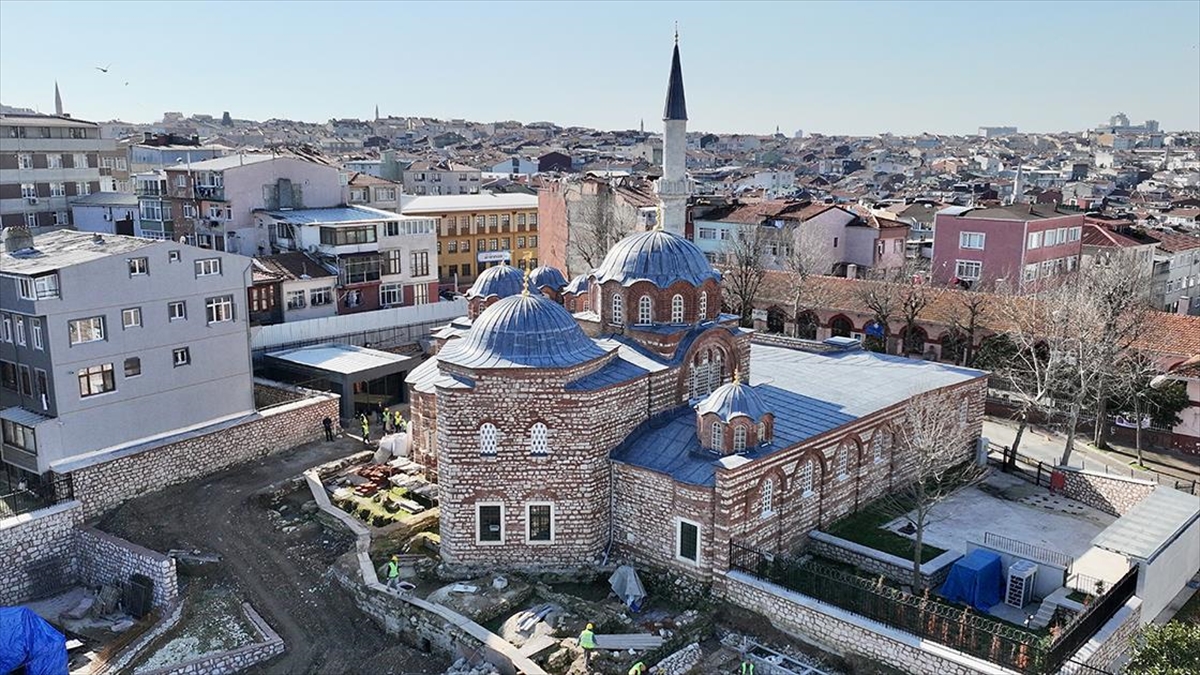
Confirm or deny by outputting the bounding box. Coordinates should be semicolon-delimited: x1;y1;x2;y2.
0;472;74;520
984;531;1074;570
1043;566;1138;672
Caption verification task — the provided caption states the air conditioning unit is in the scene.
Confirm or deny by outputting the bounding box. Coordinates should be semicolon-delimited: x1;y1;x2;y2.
1006;560;1038;609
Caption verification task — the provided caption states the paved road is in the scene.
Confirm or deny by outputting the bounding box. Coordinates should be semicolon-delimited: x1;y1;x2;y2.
99;437;448;675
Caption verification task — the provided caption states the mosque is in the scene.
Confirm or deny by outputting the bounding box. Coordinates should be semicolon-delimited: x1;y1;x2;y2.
405;36;986;579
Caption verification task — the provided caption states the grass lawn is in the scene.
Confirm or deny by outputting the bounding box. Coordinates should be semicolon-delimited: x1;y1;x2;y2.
824;505;947;564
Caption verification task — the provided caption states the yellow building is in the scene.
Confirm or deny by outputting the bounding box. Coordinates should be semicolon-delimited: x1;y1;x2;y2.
401;193;539;290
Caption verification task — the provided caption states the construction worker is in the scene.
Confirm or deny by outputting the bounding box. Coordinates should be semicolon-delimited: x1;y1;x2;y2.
383;407;392;434
579;623;596;666
628;661;647;675
739;656;755;675
322;416;334;442
393;409;403;432
385;554;401;589
360;415;371;443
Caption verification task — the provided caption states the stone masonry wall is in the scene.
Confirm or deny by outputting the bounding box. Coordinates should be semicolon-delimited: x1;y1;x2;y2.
806;531;960;588
719;571;1018;675
0;501;83;606
1074;598;1141;674
1057;468;1155;517
252;378;309;409
72;393;339;519
612;463;716;581
138;603;284;675
76;525;178;609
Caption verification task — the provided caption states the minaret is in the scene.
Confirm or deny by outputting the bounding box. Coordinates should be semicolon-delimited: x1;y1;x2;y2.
54;81;63;116
655;28;689;235
374;104;380;122
1009;163;1025;205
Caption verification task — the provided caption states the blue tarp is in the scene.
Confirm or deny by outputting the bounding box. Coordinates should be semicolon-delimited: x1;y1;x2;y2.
0;607;68;675
939;549;1004;611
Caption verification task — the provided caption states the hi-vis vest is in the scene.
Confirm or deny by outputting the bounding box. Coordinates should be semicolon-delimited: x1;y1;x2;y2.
386;561;399;578
579;629;595;649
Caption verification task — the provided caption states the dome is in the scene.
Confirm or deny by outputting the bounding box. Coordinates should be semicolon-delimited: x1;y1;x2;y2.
466;263;526;299
564;274;590;295
592;229;720;288
527;265;568;291
438;292;607;369
696;380;769;422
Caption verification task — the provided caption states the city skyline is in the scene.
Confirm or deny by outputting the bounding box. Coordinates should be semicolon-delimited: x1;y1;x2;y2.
0;1;1198;136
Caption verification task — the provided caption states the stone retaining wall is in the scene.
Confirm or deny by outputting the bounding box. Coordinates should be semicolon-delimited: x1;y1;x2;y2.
0;501;82;606
92;601;184;675
252;378;311;409
1065;597;1142;675
1056;467;1155;517
138;603;285;675
807;531;961;588
72;392;339;519
76;525;178;608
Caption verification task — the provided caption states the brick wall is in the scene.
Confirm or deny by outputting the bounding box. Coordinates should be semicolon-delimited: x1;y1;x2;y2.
76;525;178;609
612;463;716;580
1056;468;1155;517
252;378;309;409
0;501;82;605
71;393;339;519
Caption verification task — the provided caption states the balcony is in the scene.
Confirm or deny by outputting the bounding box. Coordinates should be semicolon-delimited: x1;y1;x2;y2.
195;185;225;201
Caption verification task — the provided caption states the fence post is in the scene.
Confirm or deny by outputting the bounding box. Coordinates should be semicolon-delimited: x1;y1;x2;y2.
1036;463;1043;487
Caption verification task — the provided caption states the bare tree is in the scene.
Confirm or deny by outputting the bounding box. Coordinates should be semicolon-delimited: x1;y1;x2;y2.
881;389;984;588
722;222;768;327
943;289;991;366
778;225;836;338
565;179;635;272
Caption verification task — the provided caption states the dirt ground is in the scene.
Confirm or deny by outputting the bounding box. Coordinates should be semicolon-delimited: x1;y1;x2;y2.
99;435;450;675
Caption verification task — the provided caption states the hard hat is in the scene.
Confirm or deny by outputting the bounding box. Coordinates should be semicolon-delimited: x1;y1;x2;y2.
586;623;593;630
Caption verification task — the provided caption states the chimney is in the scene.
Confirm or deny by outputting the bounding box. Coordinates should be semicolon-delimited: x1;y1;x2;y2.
3;226;36;253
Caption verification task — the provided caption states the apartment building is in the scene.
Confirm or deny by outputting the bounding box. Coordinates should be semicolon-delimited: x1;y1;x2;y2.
128;133;228;174
401;160;481;196
0;228;255;479
255;205;438;315
1146;231;1200;314
346;172;402;212
931;204;1084;289
247;251;338;326
400;193;539;288
0;113;113;230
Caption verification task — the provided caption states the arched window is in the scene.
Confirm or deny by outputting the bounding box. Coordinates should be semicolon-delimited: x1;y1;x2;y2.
637;295;653;325
837;444;849;478
424;429;433;454
710;421;723;452
581;294;590;311
699;291;708;320
757;421;766;443
529;422;549;455
709;350;724;393
799;461;814;495
873;429;891;463
479;423;499;456
611;292;624;325
733;425;747;452
760;478;775;517
671;294;685;323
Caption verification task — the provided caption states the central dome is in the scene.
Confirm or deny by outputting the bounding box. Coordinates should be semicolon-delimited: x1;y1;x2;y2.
593;229;719;288
466;263;526;299
696;380;769;422
438;293;607;369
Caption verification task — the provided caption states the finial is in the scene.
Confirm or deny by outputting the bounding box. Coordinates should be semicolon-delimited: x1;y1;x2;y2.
521;252;533;296
674;23;679;44
654;205;664;231
733;368;741;385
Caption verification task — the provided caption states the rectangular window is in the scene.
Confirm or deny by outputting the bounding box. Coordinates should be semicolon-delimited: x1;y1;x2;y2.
13;317;25;346
676;519;700;563
955;260;982;281
461;264;471;278
380;283;403;306
30;318;42;350
1027;231;1043;249
1;419;37;454
477;503;504;544
76;181;91;196
124;357;141;377
18;365;32;396
1069;226;1081;241
173;347;191;367
1;315;10;343
501;238;511;250
50;183;66;197
205;295;234;324
68;316;105;345
410;251;430;277
517;213;527;226
78;363;115;398
411;283;429;305
25;213;37;228
527;503;553;543
310;287;333;306
1023;264;1038;282
319;226;377;246
383;249;403;276
0;360;16;390
530;213;537;226
53;211;69;226
959;232;986;249
487;215;498;228
17;153;32;169
48;155;63;169
128;257;149;276
341;257;381;284
31;274;59;300
20;183;35;198
35;369;48;406
195;258;221;276
73;153;87;168
285;290;306;310
529;235;538;247
169;250;182;263
168;301;187;321
122;307;142;328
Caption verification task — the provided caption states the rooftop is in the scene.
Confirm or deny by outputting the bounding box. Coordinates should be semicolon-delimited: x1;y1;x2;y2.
955;204;1078;221
1091;486;1200;561
0;229;157;276
261;205;401;225
69;192;139;207
0;113;97;128
251;252;335;282
1145;230;1200;253
164;153;277;171
401;193;538;214
265;343;413;377
1081;223;1146;249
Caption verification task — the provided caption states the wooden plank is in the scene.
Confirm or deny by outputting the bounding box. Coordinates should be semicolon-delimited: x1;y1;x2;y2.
593;633;663;650
517;635;558;657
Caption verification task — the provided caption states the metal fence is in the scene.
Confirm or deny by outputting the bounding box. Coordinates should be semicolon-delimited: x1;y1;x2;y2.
0;472;74;520
1043;567;1138;672
983;531;1074;570
986;442;1196;495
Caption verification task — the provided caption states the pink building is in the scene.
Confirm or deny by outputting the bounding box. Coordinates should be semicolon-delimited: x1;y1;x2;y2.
932;204;1084;290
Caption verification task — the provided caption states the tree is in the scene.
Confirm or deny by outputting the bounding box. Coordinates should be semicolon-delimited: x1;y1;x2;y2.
778;225;836;338
881;389;984;588
1125;621;1200;674
1107;353;1190;467
565;179;635;273
943;288;991;366
856;265;938;355
722;222;768;327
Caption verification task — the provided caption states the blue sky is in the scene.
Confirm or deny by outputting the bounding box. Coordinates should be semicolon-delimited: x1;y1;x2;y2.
1;1;1197;135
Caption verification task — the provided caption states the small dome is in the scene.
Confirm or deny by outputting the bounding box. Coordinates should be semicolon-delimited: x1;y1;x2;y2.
696;380;769;423
593;229;720;288
438;292;607;369
528;265;568;291
466;263;525;300
564;274;590;295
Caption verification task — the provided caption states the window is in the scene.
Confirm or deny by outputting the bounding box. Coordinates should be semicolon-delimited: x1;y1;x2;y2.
53;211;68;226
479;422;499;456
1023;264;1038;283
78;363;115;397
48;154;63;169
380;283;403;306
699;291;708;320
529;235;538;246
833;236;839;248
637;295;653;325
20;183;35;198
19;365;32;396
488;215;498;228
76;181;91;196
698;227;717;240
837;445;849;478
124;357;141;377
205;295;234;324
760;478;775;517
35;369;48;406
517;214;527;227
488;238;498;251
1027;231;1043;249
529;422;549;455
447;240;458;253
410;251;430;277
611;292;624;325
0;360;15;389
128;257;149;276
30;319;42;350
17;153;32;169
195;258;221;276
733;425;747;452
671;294;685;323
676;519;699;563
13;318;24;346
527;503;553;543
286;291;306;310
955;260;982;281
341;257;381;284
873;430;886;463
173;347;191;367
710;421;723;452
477;503;503;543
68;316;105;345
310;287;333;306
959;232;985;249
1;420;36;455
461;239;470;252
168;301;186;321
1;315;9;343
501;237;511;250
460;264;471;278
516;236;526;249
382;249;403;276
319;226;377;246
169;251;181;264
24;213;37;228
412;283;429;305
1068;226;1081;242
475;215;485;229
182;203;198;218
799;460;814;496
50;183;66;197
530;214;537;227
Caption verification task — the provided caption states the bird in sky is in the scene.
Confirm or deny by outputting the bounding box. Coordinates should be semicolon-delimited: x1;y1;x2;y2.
95;63;111;73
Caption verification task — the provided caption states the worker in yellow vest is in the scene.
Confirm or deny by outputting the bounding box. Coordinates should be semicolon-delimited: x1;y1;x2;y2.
385;554;401;589
740;656;755;675
628;660;647;675
579;622;596;665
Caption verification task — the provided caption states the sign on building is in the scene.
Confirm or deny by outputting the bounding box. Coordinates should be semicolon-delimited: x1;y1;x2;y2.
477;251;512;264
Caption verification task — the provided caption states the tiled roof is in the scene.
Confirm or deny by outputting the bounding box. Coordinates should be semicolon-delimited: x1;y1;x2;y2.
957;204;1077;221
702;200;827;225
347;172;399;187
1145;231;1200;253
252;252;335;282
1081;224;1145;248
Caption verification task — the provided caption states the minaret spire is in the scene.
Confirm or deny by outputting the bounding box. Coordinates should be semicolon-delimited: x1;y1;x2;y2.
54;81;63;116
655;27;690;235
